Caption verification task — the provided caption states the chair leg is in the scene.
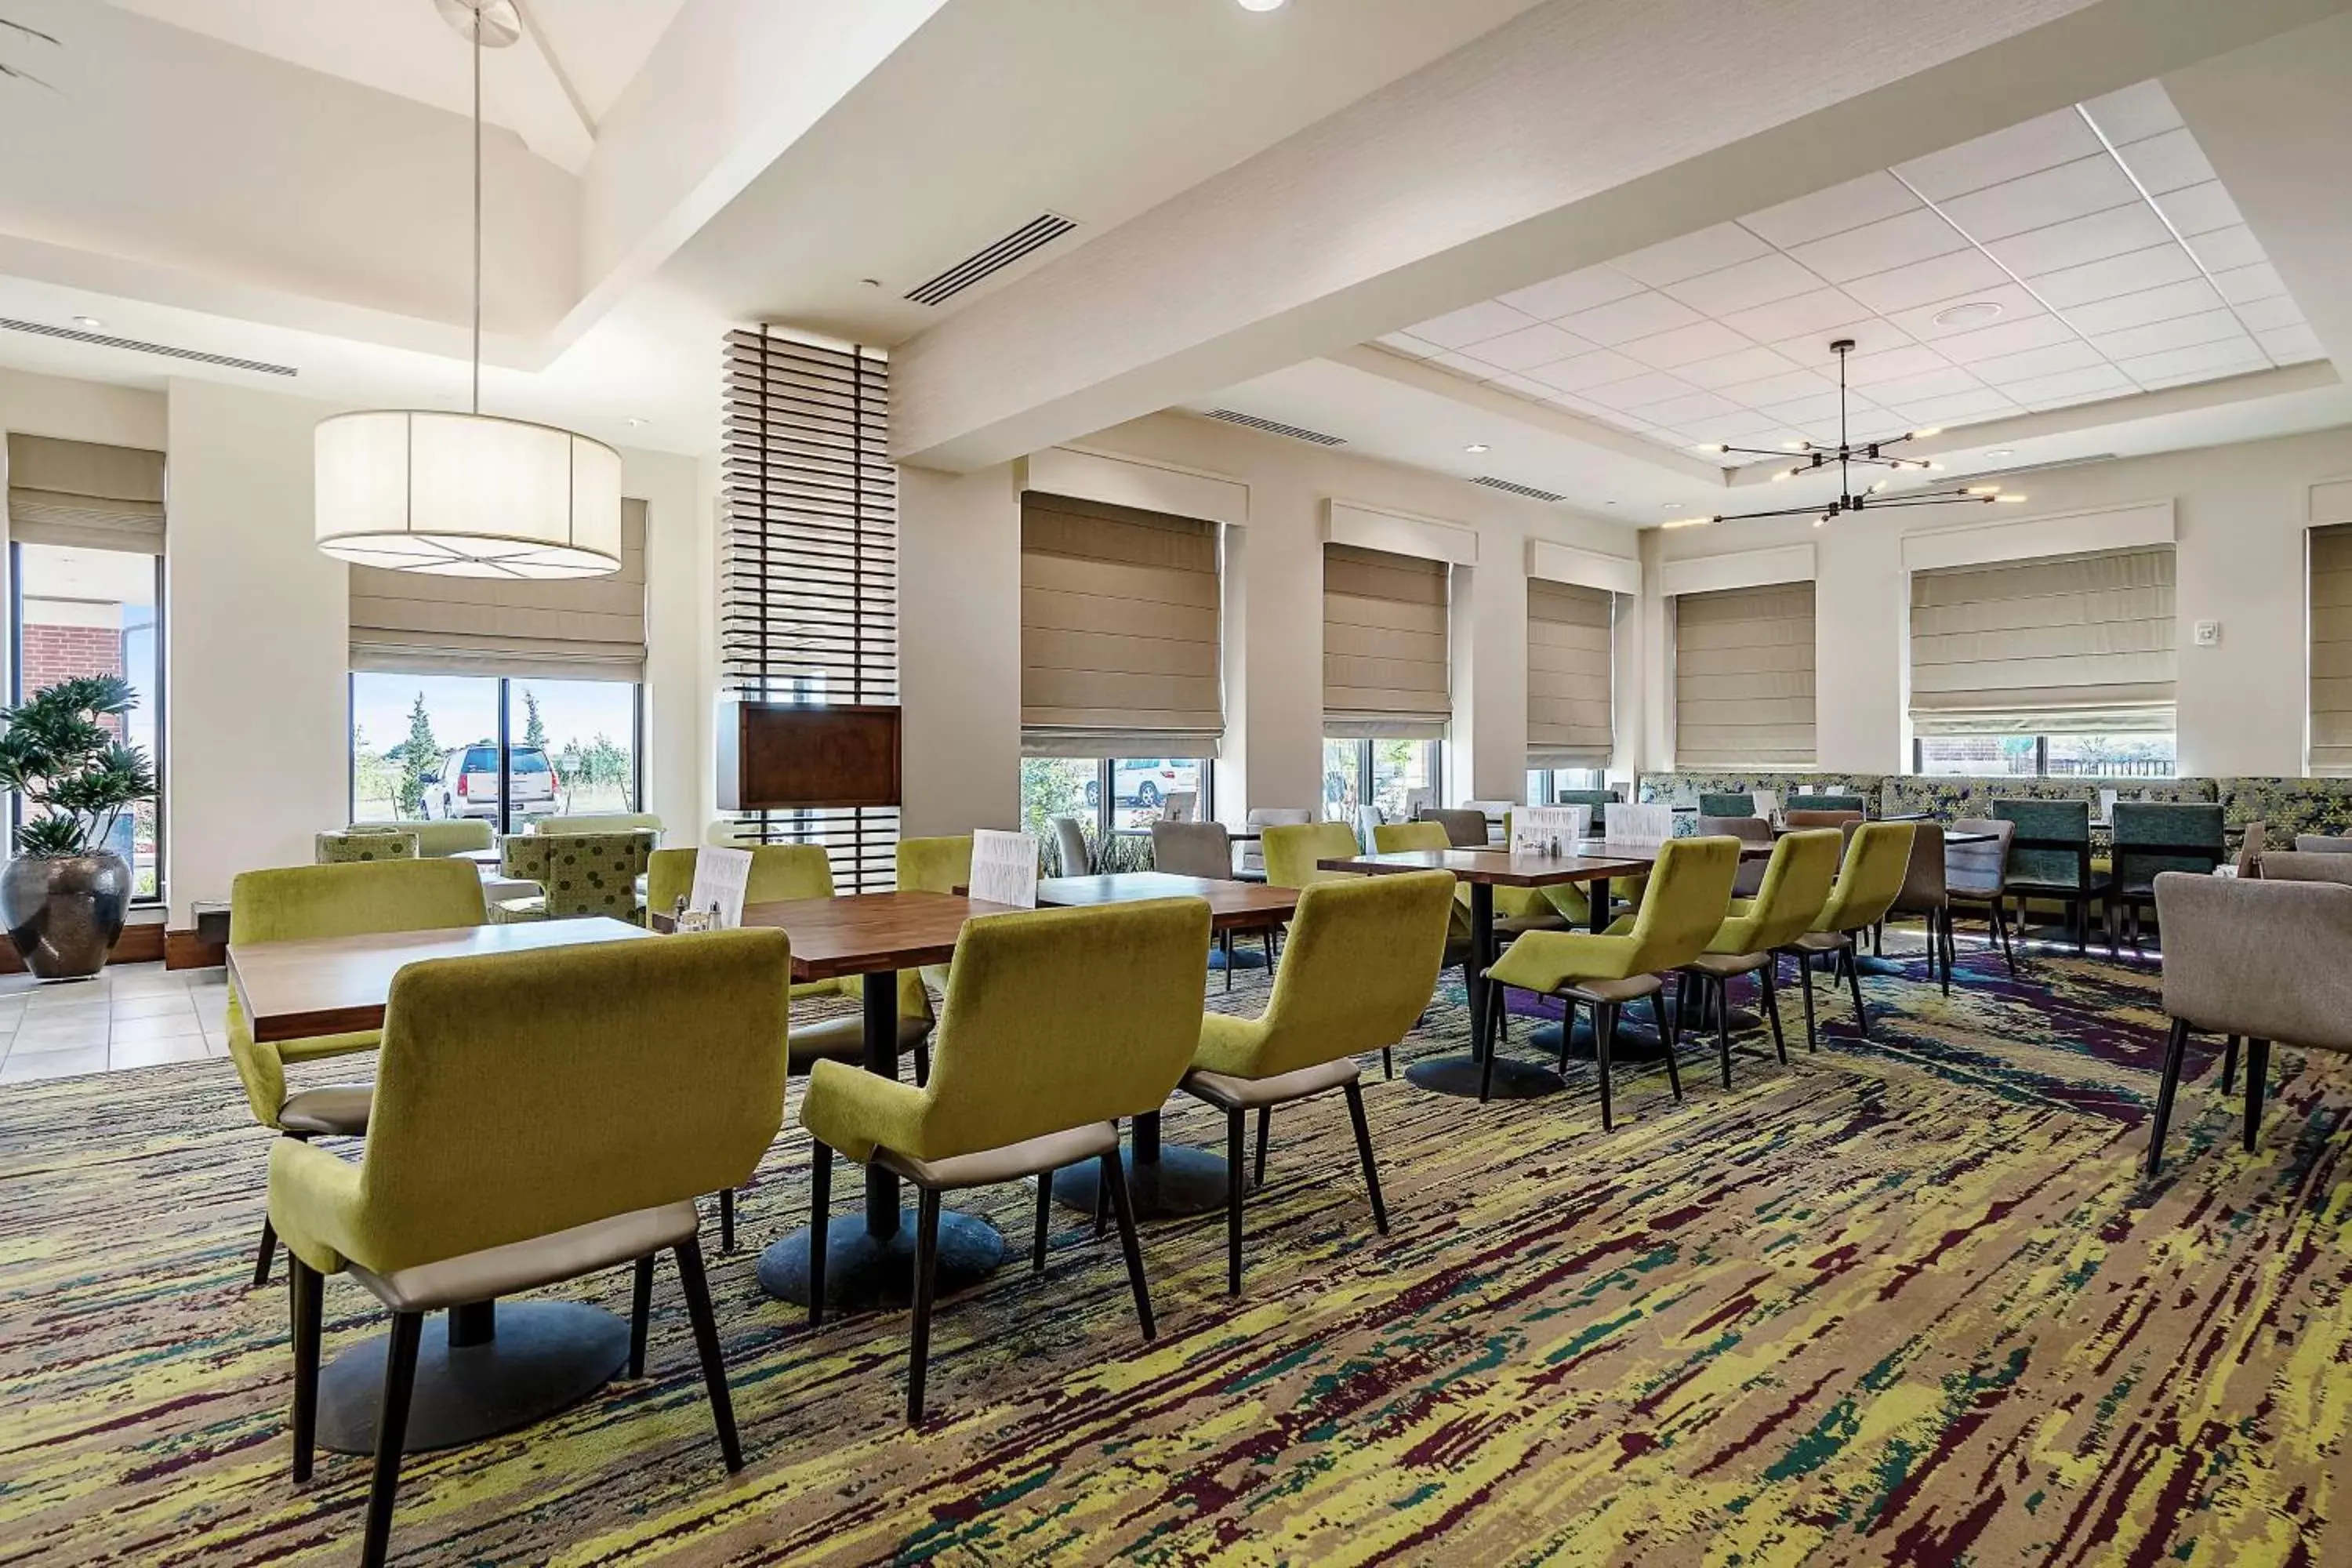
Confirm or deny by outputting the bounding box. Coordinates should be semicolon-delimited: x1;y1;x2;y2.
1221;929;1234;994
1715;976;1733;1090
1094;1149;1110;1240
628;1254;655;1377
360;1312;424;1568
2145;1017;2190;1178
1992;902;2016;975
2244;1038;2270;1155
253;1214;279;1290
1842;946;1867;1040
289;1254;321;1483
1254;1106;1271;1189
2221;1034;2241;1096
718;1187;735;1256
1031;1168;1053;1273
1556;996;1579;1073
1343;1080;1388;1234
1100;1146;1156;1340
913;1042;931;1089
1650;993;1681;1101
1760;965;1787;1065
1937;908;1951;996
1796;952;1817;1052
1225;1107;1246;1296
673;1236;742;1470
1595;1003;1617;1131
806;1140;833;1330
1477;979;1504;1103
907;1189;941;1426
1382;1043;1393;1080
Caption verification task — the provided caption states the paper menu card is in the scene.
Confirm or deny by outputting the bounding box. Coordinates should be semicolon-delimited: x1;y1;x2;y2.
687;846;753;929
970;829;1040;909
1608;804;1676;847
2098;787;2120;824
1750;789;1780;825
1512;806;1590;855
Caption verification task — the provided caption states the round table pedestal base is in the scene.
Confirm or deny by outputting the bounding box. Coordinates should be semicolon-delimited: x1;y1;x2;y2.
757;1211;1005;1311
1406;1054;1562;1100
316;1301;626;1455
1850;955;1912;979
1050;1145;1230;1218
1530;1017;1675;1065
1207;946;1269;972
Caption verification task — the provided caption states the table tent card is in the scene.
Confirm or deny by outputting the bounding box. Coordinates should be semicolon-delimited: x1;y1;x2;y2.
686;846;753;929
970;829;1040;909
1512;806;1590;855
1610;804;1676;848
1750;789;1780;824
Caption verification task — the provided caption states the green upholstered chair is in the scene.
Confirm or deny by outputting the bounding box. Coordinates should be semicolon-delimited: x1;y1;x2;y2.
1698;792;1755;818
1791;821;1917;1040
1485;837;1740;1127
1798;793;1871;815
343;818;493;856
314;831;417;864
1991;798;2111;955
270;929;789;1568
799;898;1211;1424
1263;820;1362;889
1367;819;1555;1076
896;834;974;1002
492;829;655;922
226;859;487;1289
2111;801;2225;954
524;811;663;837
1552;787;1620;823
1681;828;1840;1071
1185;871;1454;1293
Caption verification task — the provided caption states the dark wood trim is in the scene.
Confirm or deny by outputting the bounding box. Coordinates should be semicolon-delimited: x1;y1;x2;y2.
0;920;165;975
164;927;225;971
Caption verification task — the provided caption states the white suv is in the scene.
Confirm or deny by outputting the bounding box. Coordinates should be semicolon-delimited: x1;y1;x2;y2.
421;742;560;820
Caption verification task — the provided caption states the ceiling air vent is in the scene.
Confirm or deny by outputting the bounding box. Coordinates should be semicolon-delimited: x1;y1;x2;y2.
1203;408;1346;446
1470;475;1567;503
0;318;296;377
902;213;1078;307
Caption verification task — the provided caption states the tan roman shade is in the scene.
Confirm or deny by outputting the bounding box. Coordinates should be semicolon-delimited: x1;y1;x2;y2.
1323;543;1449;740
5;434;165;554
1675;581;1815;768
1020;492;1221;757
2310;525;2352;771
1527;579;1613;768
1909;545;2175;735
350;497;648;680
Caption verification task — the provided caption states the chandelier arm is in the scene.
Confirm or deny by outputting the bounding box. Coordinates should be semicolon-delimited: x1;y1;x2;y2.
1708;501;1866;524
471;14;481;416
1857;494;2004;509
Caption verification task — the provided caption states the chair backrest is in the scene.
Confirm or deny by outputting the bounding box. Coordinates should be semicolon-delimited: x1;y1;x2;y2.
1695;815;1771;844
2155;872;2352;1051
1698;792;1754;818
1991;798;2091;887
343;818;493;856
528;811;663;838
1162;790;1198;822
1151;819;1234;880
2293;833;2352;854
1784;809;1862;829
2251;851;2352;886
1945;818;2014;898
315;830;417;864
1232;871;1456;1076
1892;822;1947;912
646;842;836;916
536;829;658;919
897;835;974;895
1817;822;1918;934
1374;820;1452;854
2112;801;2226;890
349;929;792;1272
1051;816;1092;877
1799;793;1870;815
1730;828;1842;953
1239;808;1312;874
1618;836;1740;975
1263;821;1362;888
919;900;1211;1157
1418;807;1492;848
230;858;486;946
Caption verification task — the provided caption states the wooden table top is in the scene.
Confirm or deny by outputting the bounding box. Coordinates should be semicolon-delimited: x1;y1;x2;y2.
228;917;654;1043
1567;837;1776;863
1034;872;1298;928
1318;847;1657;887
731;891;1023;982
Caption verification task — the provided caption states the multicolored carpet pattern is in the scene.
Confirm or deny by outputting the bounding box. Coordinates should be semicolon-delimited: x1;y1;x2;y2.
3;931;2348;1566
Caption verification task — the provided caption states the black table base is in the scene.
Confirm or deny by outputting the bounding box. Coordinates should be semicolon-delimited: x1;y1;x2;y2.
757;1211;1005;1310
1050;1143;1229;1218
1527;1015;1677;1065
316;1300;626;1454
1406;1054;1562;1099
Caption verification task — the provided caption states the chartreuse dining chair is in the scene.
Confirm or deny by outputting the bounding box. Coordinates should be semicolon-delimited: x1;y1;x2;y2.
1183;870;1455;1293
1679;828;1840;1074
270;929;790;1568
1483;837;1740;1128
1791;821;1916;1040
798;898;1211;1425
227;858;487;1290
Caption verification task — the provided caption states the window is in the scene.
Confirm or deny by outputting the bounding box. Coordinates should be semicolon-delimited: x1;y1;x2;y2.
1020;757;1211;846
1913;734;2177;777
1323;737;1440;827
12;542;165;900
351;673;641;831
1526;767;1607;804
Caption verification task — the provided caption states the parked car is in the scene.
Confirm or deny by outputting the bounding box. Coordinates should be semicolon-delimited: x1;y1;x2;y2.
1083;759;1189;810
421;742;561;820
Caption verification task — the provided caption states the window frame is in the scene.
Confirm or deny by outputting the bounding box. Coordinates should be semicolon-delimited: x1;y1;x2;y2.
1323;736;1444;826
1910;733;2179;779
347;672;646;832
1526;766;1607;804
1020;755;1216;846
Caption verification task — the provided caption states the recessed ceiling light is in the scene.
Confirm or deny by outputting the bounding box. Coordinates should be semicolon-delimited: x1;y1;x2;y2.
1236;0;1287;9
1662;502;1684;510
1464;443;1489;454
1932;300;2004;328
625;416;647;428
73;316;102;329
1986;448;2014;459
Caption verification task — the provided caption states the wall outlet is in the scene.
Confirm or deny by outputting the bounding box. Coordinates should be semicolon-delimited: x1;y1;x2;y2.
2194;620;2222;646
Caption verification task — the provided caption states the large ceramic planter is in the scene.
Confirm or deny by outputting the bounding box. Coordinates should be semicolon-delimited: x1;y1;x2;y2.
0;851;132;980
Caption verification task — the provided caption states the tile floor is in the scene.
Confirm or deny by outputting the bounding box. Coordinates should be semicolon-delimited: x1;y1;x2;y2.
0;961;231;1083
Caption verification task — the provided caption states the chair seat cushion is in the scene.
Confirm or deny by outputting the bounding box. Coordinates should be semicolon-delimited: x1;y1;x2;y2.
491;897;548;923
873;1121;1117;1192
1682;951;1772;981
1182;1055;1359;1111
278;1086;372;1137
787;1012;931;1072
347;1199;699;1312
1791;931;1850;954
1562;973;1665;1006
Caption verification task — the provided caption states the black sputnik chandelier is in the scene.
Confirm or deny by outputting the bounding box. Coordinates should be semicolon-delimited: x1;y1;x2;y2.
1664;338;2026;530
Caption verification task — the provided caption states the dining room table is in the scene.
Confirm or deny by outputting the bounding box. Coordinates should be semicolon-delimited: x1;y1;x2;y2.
227;915;659;1455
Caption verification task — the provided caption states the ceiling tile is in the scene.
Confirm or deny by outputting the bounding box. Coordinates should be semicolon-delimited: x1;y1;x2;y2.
2062;276;2224;336
1407;300;1541;349
2116;336;2265;385
1842;248;2011;315
1968;339;2107;384
1497;265;1645;323
1930;313;2080;363
2183;224;2266;274
2232;293;2305;332
1525;348;1650;393
1721;285;1876;344
2211;262;2286;306
1580;370;1700;411
1717;368;1838;408
1887;283;2047;342
1619;320;1757;372
1884;387;2022;425
1896;109;2107;201
1558;290;1707;347
1766;321;1916;365
1486;372;1565;401
1693;408;1791;440
2156;180;2243;237
1861;365;1989;405
2257;324;2326;364
1610;223;1773;287
1739;171;1921;249
1997;365;2135;405
1787;207;1972;285
2114;126;2216;196
1639;390;1748;429
1936;154;2141;242
1468;321;1599;371
1842;343;1954;385
2029;244;2202;310
1759;390;1882;427
1425;351;1492;381
2092;309;2247;362
1660;252;1825;317
1986;203;2174;278
2083;81;2183;147
1676;344;1802;390
1374;332;1443;359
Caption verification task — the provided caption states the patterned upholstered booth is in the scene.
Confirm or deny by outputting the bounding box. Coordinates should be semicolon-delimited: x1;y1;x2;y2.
2216;779;2352;845
1638;772;1890;811
492;829;656;921
314;831;418;864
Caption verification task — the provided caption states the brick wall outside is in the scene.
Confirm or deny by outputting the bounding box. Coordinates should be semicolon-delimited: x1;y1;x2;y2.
21;622;125;735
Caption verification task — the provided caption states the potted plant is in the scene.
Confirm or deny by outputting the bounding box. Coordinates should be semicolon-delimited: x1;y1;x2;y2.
0;675;156;980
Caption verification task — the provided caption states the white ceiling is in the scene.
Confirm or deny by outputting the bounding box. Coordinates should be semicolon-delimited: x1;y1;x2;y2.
1375;80;2322;463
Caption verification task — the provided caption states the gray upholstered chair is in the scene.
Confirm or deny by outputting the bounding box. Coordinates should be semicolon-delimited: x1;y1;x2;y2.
1155;819;1267;989
1886;822;1951;993
2146;872;2352;1176
1697;815;1772;898
2292;834;2352;854
1051;816;1092;877
1417;807;1492;849
2111;802;2225;953
1944;818;2017;975
2252;851;2352;886
1236;808;1311;883
1784;809;1862;831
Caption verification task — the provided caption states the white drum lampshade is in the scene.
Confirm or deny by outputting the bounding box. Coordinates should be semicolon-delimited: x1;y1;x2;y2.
314;410;622;578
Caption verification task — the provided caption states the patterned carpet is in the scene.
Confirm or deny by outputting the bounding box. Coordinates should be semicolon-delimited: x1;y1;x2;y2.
3;930;2348;1566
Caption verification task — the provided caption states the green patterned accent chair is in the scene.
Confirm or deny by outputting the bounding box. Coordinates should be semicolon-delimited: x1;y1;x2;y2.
1991;800;2111;956
227;858;487;1290
493;829;655;922
2110;801;2225;953
524;811;664;837
341;819;493;856
314;831;418;864
268;929;789;1566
